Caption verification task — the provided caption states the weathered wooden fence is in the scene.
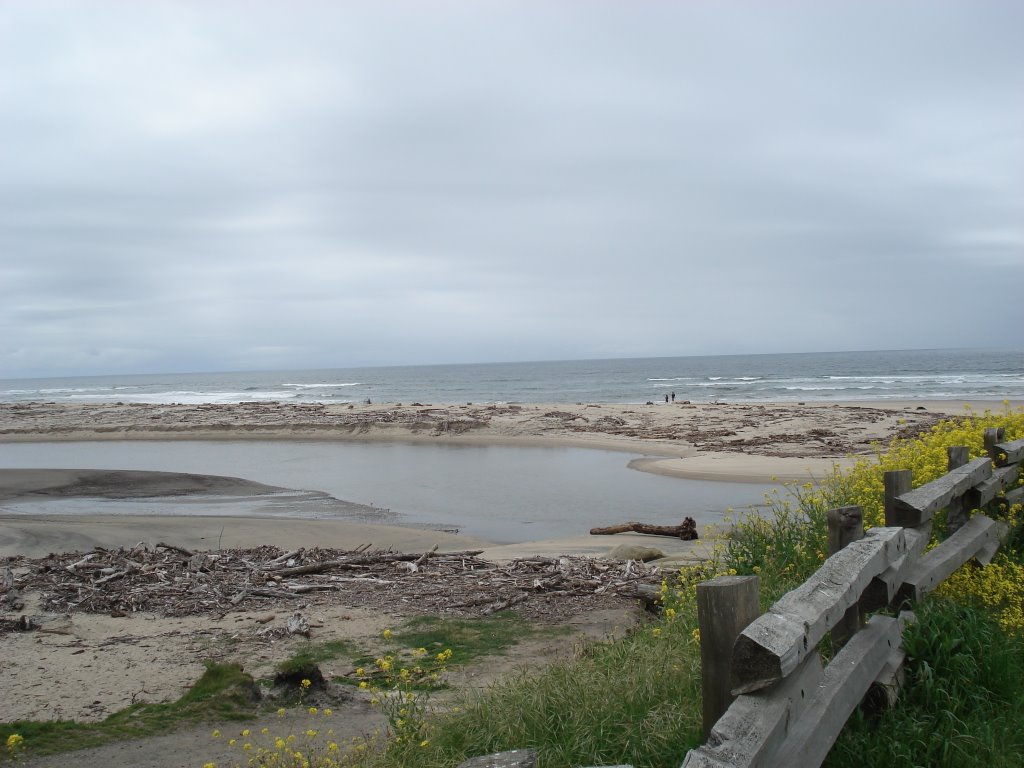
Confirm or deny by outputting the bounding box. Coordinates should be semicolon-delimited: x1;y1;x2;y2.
682;427;1024;768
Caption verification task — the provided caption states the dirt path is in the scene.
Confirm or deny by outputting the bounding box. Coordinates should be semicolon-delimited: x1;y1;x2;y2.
11;602;642;768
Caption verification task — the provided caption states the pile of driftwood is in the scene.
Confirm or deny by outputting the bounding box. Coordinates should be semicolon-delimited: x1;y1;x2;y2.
3;543;664;622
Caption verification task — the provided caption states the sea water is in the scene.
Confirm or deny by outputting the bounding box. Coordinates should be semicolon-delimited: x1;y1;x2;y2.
0;348;1021;406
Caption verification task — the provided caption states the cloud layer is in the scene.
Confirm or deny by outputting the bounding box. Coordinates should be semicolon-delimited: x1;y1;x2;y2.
2;1;1022;377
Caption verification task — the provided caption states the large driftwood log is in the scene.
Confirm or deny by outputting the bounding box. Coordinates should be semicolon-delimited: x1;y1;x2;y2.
590;517;698;539
265;550;485;577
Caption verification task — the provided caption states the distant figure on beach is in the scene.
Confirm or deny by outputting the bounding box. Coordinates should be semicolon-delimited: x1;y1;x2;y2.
665;394;669;403
671;392;676;402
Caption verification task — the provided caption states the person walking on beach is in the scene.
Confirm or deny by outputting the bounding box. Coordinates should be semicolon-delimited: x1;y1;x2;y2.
665;394;669;403
671;392;676;402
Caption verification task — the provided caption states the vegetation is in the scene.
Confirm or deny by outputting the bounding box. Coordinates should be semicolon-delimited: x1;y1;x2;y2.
0;662;259;759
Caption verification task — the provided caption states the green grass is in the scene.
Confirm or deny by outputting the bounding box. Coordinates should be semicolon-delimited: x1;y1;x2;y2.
826;598;1024;768
0;661;259;760
369;620;704;768
389;612;550;666
275;638;363;677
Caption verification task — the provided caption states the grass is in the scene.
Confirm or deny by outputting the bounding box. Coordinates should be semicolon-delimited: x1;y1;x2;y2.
275;639;363;677
388;612;550;666
826;598;1024;768
389;621;704;768
0;613;545;762
0;661;259;760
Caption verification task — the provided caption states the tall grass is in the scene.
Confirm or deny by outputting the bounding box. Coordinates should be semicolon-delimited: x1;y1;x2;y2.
826;598;1024;768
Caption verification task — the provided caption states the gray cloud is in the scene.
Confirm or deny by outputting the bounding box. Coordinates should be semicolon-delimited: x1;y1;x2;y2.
1;0;1022;377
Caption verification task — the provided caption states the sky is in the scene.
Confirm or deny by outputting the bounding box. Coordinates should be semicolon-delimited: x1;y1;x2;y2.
1;1;1022;379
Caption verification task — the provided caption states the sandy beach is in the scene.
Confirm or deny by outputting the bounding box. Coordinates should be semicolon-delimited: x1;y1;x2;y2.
0;397;1017;748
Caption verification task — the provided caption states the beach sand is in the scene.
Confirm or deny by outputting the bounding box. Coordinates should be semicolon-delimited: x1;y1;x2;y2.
0;397;1016;744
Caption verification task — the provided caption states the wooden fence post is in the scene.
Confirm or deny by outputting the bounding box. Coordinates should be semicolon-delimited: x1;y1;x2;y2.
884;470;912;527
827;505;864;649
696;575;760;738
946;446;970;533
984;427;1006;461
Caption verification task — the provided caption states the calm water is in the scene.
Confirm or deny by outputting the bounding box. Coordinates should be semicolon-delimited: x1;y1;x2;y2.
1;348;1021;405
0;441;775;543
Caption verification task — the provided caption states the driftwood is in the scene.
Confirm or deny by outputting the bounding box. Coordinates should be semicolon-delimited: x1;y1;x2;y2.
590;517;698;540
4;543;664;622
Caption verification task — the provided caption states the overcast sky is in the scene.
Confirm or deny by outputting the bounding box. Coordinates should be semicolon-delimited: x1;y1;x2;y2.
1;1;1022;379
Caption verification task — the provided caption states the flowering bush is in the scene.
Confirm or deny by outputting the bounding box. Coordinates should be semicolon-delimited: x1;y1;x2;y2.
355;630;452;757
208;708;367;768
717;404;1024;630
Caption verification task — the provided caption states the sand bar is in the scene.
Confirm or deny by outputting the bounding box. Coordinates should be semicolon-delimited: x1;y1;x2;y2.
3;398;1006;464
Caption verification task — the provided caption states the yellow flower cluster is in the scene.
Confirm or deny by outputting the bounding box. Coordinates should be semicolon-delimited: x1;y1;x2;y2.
352;637;455;756
678;404;1024;637
938;536;1024;634
206;709;368;768
833;406;1024;631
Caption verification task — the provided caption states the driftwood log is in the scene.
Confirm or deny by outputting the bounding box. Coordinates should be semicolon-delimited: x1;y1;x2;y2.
590;517;698;540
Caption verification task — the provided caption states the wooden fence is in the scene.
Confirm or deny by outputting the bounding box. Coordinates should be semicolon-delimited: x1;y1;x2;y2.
682;427;1024;768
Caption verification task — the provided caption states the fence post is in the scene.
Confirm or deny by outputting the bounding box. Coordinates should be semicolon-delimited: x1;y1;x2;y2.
984;428;1006;461
827;505;864;649
696;574;760;738
884;470;912;527
946;446;970;533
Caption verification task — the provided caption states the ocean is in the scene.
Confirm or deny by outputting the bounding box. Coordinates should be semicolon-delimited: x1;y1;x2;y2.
1;348;1021;406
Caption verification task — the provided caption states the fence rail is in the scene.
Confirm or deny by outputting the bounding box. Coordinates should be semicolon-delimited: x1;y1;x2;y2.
682;428;1024;768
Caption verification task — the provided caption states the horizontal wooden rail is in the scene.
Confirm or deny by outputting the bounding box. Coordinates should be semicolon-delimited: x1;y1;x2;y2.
730;527;905;694
995;438;1024;466
896;514;1006;603
890;457;992;526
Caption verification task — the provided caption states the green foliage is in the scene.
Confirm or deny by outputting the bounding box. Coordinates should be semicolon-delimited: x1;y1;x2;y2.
826;599;1024;768
0;662;258;759
403;620;704;768
277;640;362;677
390;612;546;666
